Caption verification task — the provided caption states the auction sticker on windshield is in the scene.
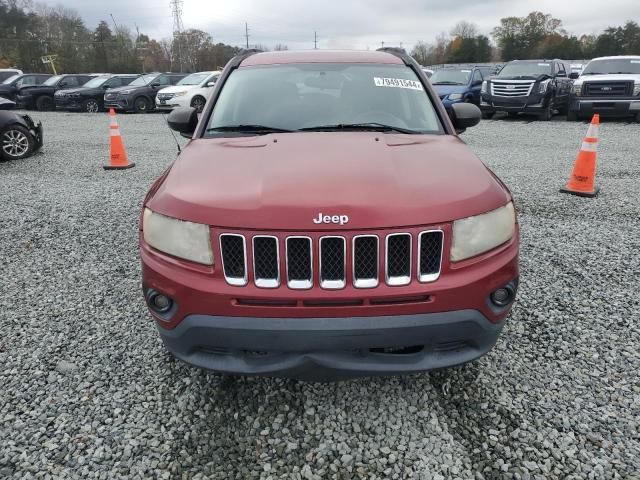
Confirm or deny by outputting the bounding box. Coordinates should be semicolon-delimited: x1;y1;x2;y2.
374;77;424;90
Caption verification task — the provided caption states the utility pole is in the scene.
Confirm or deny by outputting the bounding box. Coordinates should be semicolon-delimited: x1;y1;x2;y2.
170;0;184;72
314;31;318;49
245;23;250;49
381;41;385;49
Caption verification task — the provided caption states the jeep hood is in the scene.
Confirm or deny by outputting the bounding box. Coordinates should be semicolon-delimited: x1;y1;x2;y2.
433;85;467;96
148;132;510;230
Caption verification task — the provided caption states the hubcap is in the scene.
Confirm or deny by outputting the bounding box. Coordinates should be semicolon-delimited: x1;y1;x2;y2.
193;98;204;111
2;130;29;157
137;99;147;111
87;101;99;113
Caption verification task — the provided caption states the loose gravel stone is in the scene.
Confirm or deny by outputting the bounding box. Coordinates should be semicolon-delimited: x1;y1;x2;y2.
0;111;639;479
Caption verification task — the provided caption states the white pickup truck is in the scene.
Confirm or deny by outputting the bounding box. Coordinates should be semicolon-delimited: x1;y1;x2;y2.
568;55;640;121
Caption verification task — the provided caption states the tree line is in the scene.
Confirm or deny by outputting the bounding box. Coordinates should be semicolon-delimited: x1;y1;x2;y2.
0;0;243;73
413;12;640;66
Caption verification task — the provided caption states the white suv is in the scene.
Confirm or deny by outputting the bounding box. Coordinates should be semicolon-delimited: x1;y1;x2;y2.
568;56;640;121
155;71;221;113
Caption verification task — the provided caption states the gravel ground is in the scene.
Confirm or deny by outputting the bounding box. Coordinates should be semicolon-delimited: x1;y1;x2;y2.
0;111;639;479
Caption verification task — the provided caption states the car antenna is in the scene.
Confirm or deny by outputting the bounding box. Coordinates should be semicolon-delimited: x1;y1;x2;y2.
162;113;182;155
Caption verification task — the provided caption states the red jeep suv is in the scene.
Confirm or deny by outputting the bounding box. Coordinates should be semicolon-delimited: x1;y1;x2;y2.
140;49;519;380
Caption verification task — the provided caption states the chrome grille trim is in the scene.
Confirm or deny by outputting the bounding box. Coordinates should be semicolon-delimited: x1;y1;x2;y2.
319;236;346;290
491;80;535;97
286;236;313;290
252;235;280;289
418;230;444;283
352;235;379;289
219;234;248;286
385;233;412;286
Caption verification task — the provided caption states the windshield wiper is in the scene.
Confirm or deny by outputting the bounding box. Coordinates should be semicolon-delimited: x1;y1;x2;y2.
581;72;603;75
300;123;421;134
207;124;296;134
432;81;464;85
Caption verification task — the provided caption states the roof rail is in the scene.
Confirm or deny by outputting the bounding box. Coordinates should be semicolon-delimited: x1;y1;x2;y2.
228;49;264;68
376;47;414;66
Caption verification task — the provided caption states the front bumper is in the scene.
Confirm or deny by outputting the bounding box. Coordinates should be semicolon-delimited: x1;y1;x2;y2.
569;96;640;117
481;93;547;114
155;96;188;111
15;94;34;109
104;97;130;111
55;97;82;111
158;309;507;380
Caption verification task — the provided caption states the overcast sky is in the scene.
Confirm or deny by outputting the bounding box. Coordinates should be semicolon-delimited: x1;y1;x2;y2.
42;0;640;50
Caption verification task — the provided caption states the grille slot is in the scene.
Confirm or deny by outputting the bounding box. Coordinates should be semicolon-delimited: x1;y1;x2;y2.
491;80;534;97
286;237;313;289
583;81;633;97
252;236;279;288
418;231;444;282
319;236;346;289
386;233;412;286
219;234;247;286
353;235;379;288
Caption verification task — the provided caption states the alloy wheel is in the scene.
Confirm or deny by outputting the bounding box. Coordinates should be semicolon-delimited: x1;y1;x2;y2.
86;100;99;113
2;129;29;158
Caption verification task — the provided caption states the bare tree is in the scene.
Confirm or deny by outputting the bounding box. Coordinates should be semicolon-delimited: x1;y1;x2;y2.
450;21;479;39
274;44;289;51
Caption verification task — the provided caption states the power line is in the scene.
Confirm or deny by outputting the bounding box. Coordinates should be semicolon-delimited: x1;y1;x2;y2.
170;0;184;71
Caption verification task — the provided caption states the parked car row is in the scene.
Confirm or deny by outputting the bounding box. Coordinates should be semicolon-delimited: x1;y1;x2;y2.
430;55;640;122
0;71;222;114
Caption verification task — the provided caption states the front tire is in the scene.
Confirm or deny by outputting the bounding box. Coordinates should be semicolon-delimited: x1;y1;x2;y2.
481;111;495;119
190;95;206;113
35;96;54;111
0;125;34;160
133;96;151;113
540;102;553;121
83;98;101;113
566;111;578;121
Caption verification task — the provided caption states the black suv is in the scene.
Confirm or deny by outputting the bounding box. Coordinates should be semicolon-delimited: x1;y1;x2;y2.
480;59;574;120
0;74;52;101
103;72;186;113
16;74;94;110
55;74;138;112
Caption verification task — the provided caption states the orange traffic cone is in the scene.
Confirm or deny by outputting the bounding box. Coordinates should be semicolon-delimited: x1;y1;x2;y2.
104;108;135;170
560;114;600;197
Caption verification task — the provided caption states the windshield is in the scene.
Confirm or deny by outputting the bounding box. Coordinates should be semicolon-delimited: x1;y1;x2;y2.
430;69;471;85
43;75;62;86
82;76;109;88
582;58;640;75
206;63;441;136
2;74;19;84
498;62;551;78
128;74;157;87
178;72;211;86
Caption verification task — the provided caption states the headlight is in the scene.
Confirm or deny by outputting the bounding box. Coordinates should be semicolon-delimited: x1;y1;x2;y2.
571;83;582;96
143;208;213;265
634;82;640;96
173;91;187;97
448;93;463;101
481;81;488;94
538;79;551;94
451;202;516;262
70;93;81;98
120;89;132;95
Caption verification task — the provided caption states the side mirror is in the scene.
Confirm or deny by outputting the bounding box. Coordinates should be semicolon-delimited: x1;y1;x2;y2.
569;72;579;80
206;81;215;87
448;103;481;133
150;82;161;88
167;107;198;138
472;79;483;86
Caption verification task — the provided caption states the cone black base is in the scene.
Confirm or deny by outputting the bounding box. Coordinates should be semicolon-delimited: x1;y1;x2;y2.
559;186;599;198
104;162;136;170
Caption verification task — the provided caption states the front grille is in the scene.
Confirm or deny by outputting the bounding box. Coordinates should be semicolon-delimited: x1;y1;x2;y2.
218;230;444;289
252;236;279;288
286;237;313;289
386;234;412;286
157;92;176;100
319;237;346;289
583;81;633;97
353;236;379;288
219;234;247;286
491;80;535;97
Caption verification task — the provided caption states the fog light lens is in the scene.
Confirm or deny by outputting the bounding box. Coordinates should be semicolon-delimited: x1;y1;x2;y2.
147;290;173;313
490;286;514;307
